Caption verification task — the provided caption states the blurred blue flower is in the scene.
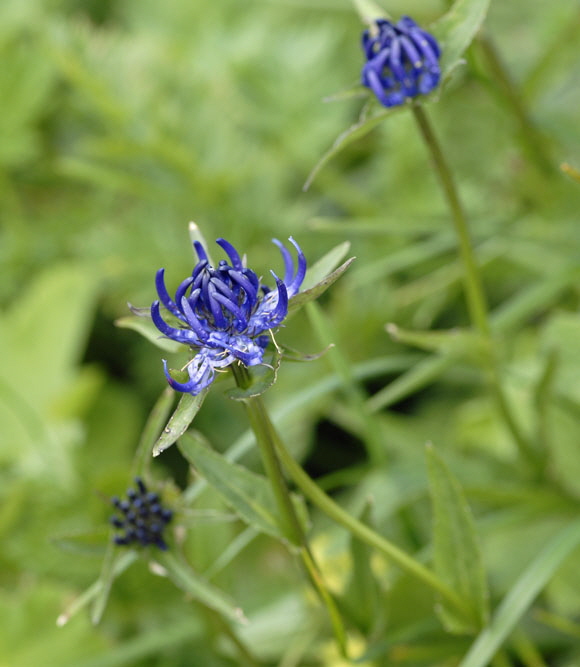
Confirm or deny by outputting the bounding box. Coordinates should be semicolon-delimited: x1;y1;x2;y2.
110;477;173;550
361;16;441;108
152;237;306;395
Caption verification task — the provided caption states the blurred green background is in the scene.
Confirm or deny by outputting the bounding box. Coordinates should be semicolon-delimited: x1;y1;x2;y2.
1;0;580;664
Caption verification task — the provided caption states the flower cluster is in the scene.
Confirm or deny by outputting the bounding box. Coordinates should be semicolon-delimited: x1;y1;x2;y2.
110;477;173;550
361;16;441;108
151;237;306;395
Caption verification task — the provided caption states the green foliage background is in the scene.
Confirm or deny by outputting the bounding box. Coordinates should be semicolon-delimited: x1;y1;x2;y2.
1;0;580;664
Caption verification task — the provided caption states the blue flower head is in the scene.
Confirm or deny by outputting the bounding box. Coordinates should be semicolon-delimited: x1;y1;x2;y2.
361;16;441;108
151;237;306;395
110;477;173;550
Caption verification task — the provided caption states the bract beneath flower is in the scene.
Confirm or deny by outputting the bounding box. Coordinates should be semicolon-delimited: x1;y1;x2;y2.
151;237;306;395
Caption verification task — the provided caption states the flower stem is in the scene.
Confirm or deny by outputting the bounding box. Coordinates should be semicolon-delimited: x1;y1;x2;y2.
231;363;348;656
411;104;489;337
411;103;538;468
269;421;473;620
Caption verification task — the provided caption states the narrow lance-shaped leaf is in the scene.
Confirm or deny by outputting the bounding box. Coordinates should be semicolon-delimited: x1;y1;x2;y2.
287;257;355;318
178;432;309;541
153;389;208;456
153;550;247;625
133;386;175;476
58;550;137;627
301;241;351;291
431;0;492;82
91;544;139;625
426;444;489;634
116;314;181;353
459;519;580;667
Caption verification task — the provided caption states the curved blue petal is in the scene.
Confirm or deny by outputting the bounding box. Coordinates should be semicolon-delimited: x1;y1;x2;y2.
272;238;294;285
287;237;306;296
151;301;201;344
162;355;214;395
174;276;194;310
179;296;209;342
228;270;258;302
155;269;183;318
193;241;209;263
216;238;243;270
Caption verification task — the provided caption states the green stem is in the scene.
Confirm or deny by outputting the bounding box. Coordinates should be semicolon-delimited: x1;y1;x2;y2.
411;104;538;467
411;104;490;337
269;422;472;619
231;363;348;656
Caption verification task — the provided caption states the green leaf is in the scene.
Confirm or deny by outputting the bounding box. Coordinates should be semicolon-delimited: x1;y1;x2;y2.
226;346;282;400
152;390;208;457
152;550;246;624
386;323;488;365
203;527;259;579
431;0;492;82
115;314;181;353
178;433;309;540
342;501;383;633
366;355;454;413
51;529;108;556
57;550;137;627
426;444;489;633
301;241;351;291
459;519;580;667
303;101;393;190
287;257;355;318
90;546;138;625
132;386;175;476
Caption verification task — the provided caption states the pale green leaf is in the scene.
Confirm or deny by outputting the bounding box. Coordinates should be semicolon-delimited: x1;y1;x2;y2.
459;519;580;667
303;102;392;190
431;0;492;81
115;315;181;353
153;550;246;624
287;257;355;317
386;323;488;365
152;390;208;456
91;546;138;625
178;433;309;540
301;241;351;291
57;550;137;627
427;444;489;634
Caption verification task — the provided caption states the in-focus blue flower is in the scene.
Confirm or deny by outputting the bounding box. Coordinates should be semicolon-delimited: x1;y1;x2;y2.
151;237;306;395
361;16;441;108
110;477;173;550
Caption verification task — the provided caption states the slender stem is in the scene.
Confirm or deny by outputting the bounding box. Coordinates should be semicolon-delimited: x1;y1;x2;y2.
411;104;490;337
411;104;538;467
231;363;303;546
269;420;472;620
231;363;348;656
207;609;262;667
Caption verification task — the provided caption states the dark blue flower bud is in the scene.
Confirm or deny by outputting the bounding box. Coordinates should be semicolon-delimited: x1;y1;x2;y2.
109;478;173;551
361;16;441;108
